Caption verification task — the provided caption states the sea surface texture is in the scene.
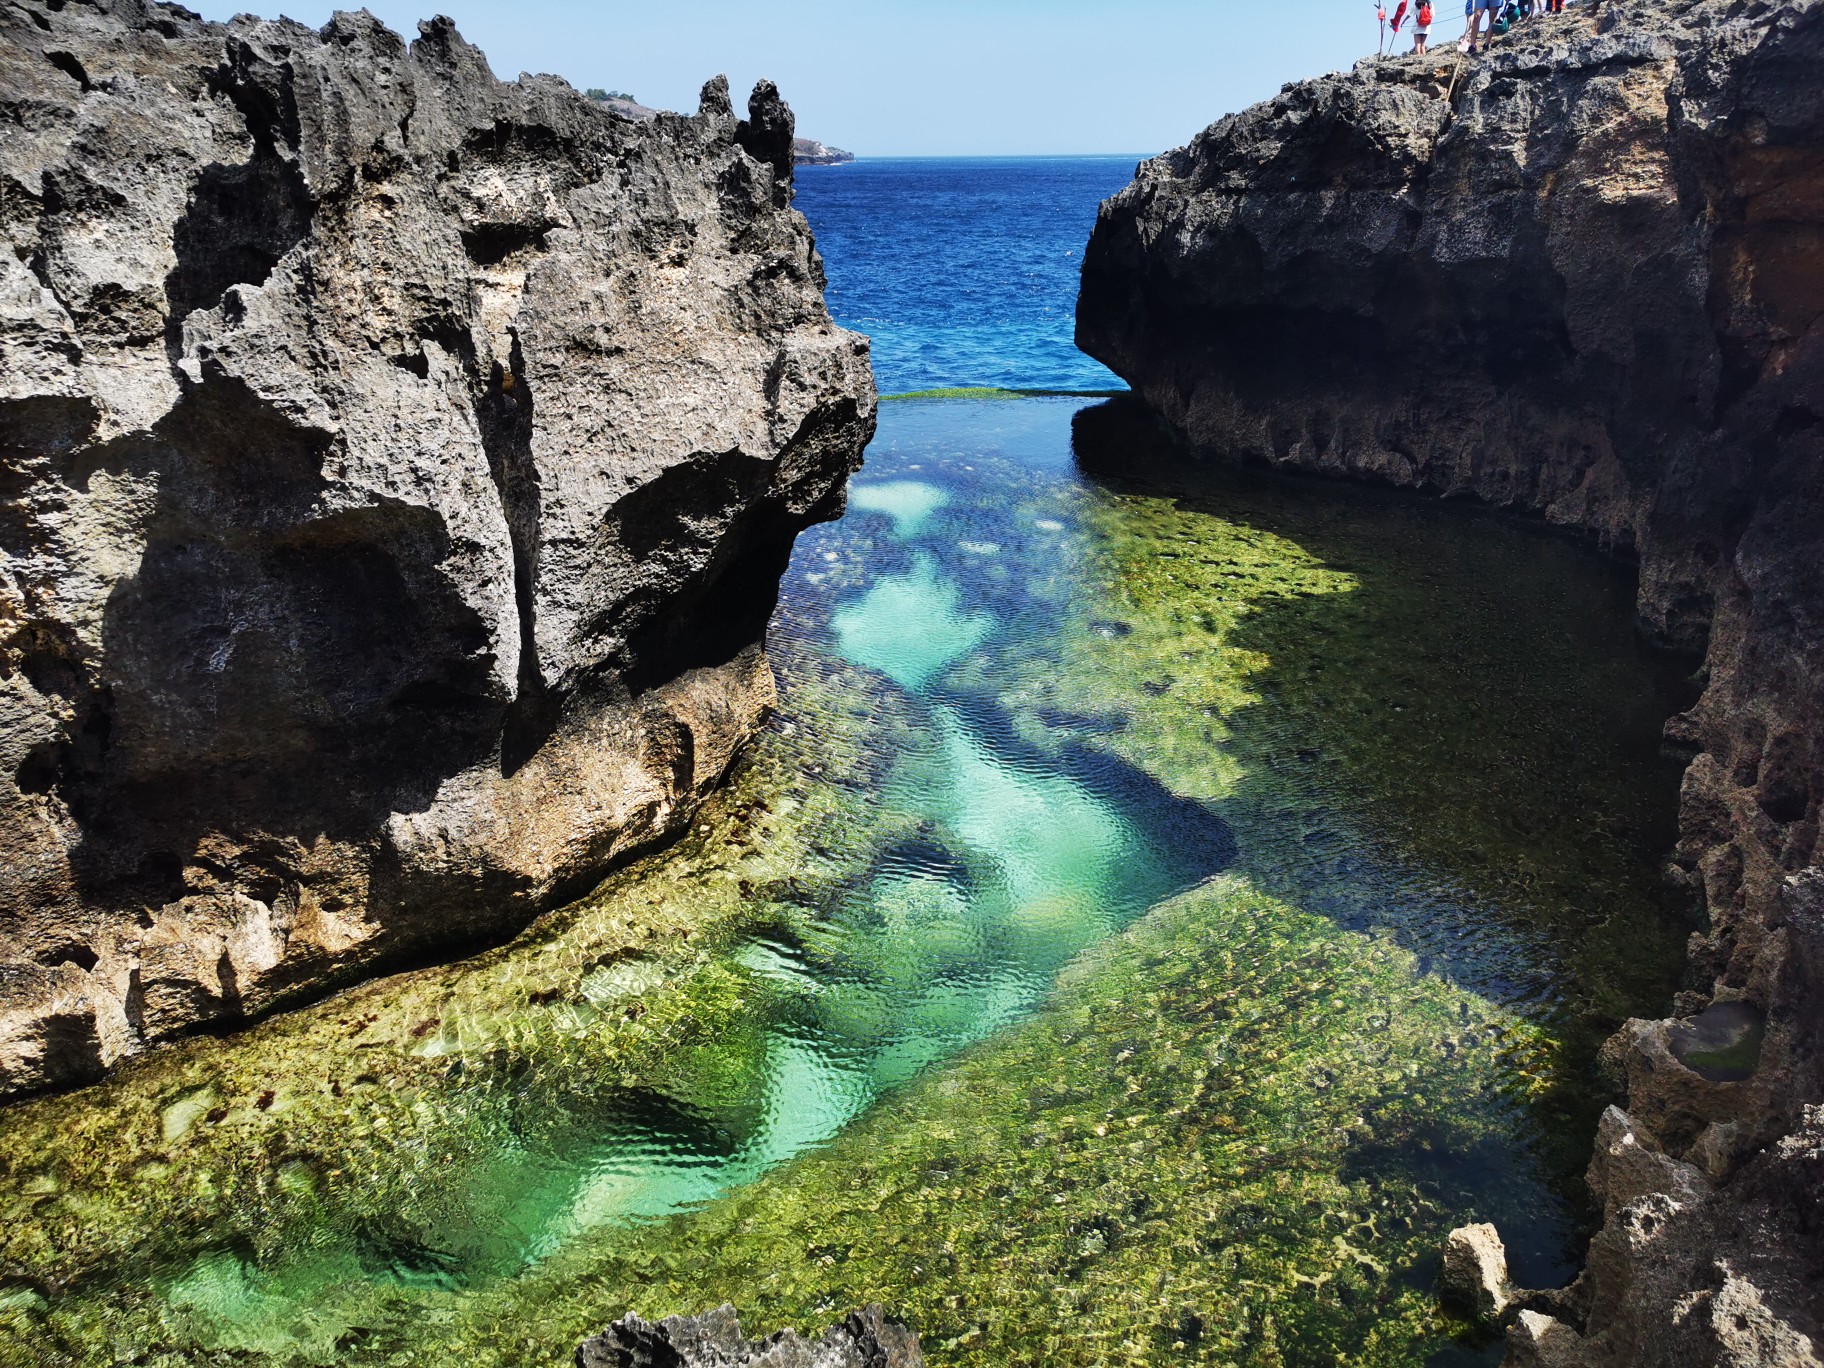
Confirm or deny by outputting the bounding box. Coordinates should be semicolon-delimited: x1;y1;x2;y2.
0;161;1695;1367
795;157;1136;394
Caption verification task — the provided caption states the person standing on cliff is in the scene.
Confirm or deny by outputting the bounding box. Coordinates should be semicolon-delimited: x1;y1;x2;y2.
1464;0;1499;51
1413;1;1433;52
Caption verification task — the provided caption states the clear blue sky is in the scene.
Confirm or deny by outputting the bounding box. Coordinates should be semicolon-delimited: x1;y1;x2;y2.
187;1;1405;156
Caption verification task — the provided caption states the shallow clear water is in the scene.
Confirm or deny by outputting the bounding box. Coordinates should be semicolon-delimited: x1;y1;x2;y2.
0;161;1698;1366
0;397;1694;1366
794;157;1135;394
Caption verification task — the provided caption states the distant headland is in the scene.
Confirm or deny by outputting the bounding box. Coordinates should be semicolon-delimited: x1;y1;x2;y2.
791;138;856;166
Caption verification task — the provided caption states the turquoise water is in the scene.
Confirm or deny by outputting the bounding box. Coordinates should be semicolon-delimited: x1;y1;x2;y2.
0;398;1694;1365
492;432;1241;1253
0;161;1698;1367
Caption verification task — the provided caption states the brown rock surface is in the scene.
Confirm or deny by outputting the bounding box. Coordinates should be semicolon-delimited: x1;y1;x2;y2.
1078;2;1822;1363
0;0;874;1099
1443;1222;1518;1327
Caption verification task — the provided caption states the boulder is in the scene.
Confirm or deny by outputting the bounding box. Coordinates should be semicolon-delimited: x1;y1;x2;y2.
1506;1311;1594;1368
1442;1223;1516;1326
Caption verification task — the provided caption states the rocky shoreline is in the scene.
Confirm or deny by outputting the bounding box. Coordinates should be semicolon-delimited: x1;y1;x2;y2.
793;137;856;167
1080;1;1822;1362
0;0;874;1101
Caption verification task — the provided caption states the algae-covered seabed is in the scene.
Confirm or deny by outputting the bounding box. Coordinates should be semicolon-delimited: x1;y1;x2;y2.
0;399;1694;1366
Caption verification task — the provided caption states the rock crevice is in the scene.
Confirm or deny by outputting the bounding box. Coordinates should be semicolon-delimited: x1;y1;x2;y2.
0;0;875;1099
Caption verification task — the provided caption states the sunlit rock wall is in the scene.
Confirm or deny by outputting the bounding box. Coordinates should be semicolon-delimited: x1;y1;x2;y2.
0;0;874;1098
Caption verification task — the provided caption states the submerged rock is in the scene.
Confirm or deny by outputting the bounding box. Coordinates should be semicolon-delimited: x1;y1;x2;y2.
1079;1;1823;1363
577;1304;923;1368
0;0;874;1098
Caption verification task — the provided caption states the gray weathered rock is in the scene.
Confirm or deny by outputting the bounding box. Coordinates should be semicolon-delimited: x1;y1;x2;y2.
0;0;874;1099
591;95;852;165
577;1304;924;1368
1079;3;1822;1364
1507;1309;1593;1368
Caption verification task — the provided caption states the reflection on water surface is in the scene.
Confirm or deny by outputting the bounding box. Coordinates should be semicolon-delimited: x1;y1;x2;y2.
0;398;1694;1366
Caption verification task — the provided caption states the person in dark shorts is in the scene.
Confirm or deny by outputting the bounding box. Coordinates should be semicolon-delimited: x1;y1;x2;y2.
1465;0;1500;51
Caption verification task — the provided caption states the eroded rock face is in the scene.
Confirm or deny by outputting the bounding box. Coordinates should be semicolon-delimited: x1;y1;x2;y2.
1079;3;1822;1364
577;1304;924;1368
0;0;875;1099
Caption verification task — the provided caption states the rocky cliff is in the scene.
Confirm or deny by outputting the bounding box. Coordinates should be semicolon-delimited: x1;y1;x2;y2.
1079;2;1822;1364
0;0;874;1100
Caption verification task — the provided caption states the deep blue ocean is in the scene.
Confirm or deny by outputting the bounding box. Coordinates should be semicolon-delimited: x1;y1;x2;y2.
793;156;1142;395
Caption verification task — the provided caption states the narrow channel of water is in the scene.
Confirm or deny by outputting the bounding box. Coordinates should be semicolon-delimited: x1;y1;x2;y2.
0;396;1694;1366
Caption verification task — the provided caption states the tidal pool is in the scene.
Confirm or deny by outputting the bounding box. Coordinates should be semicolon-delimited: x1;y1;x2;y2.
0;398;1695;1366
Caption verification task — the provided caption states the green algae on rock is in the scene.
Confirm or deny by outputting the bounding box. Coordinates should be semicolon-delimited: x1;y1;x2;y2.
0;399;1691;1366
391;876;1555;1367
1054;406;1697;1035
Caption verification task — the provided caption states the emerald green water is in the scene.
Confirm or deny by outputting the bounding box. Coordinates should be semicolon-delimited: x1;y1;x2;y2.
0;398;1694;1366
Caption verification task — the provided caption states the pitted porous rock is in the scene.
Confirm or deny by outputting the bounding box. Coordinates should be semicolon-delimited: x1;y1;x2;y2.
1442;1223;1516;1327
576;1304;924;1368
1079;2;1823;1364
0;0;875;1099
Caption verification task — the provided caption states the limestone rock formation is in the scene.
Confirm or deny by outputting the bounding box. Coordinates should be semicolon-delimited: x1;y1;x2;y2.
0;0;875;1100
1079;2;1822;1363
589;95;853;166
577;1304;924;1368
